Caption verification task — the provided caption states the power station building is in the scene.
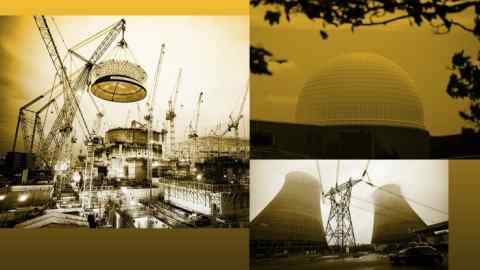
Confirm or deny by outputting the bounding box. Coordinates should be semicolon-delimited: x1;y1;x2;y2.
91;126;163;185
250;171;327;256
371;184;426;247
251;53;480;158
177;136;249;161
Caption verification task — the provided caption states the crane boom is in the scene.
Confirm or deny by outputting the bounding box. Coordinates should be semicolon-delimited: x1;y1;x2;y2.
166;69;182;157
235;83;249;123
148;44;166;115
171;69;182;110
146;44;166;186
34;15;84;167
194;92;203;133
188;92;204;139
33;16;125;169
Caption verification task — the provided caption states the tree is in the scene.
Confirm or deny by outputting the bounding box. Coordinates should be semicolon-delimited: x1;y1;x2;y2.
447;50;480;129
250;0;480;127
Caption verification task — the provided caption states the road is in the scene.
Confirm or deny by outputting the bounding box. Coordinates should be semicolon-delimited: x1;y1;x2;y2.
252;254;448;270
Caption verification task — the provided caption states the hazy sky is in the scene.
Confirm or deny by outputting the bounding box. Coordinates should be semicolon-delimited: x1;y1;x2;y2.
250;160;449;244
0;16;249;154
251;7;479;136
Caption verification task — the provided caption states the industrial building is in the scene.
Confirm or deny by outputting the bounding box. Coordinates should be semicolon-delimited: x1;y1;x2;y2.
177;136;249;161
250;160;448;268
250;171;328;256
251;53;480;159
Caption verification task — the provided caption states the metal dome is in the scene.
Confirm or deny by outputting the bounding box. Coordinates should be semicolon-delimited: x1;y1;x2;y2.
90;59;147;103
296;53;425;130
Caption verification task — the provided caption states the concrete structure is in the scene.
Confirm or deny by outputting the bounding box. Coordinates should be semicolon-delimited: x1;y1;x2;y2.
15;212;89;228
372;184;426;246
92;127;163;184
161;179;249;219
79;186;163;212
250;171;327;256
177;136;249;161
251;53;480;158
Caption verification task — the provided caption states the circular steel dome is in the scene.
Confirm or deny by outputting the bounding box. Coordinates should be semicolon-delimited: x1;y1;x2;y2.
90;59;147;103
296;53;425;130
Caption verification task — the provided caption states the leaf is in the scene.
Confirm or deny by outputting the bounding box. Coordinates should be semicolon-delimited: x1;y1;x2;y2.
264;10;281;25
320;30;329;39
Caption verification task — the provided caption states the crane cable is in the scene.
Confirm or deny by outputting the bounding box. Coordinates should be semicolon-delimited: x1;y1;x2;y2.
70;20;120;51
51;17;69;51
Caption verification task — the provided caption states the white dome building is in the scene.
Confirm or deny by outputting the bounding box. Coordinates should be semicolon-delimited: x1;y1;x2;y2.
296;53;425;130
252;53;430;158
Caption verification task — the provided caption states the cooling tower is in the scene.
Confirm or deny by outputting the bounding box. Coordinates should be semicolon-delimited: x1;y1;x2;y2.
251;171;327;255
372;184;426;245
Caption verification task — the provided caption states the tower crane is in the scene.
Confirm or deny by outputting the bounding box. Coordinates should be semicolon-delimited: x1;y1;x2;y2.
188;92;204;165
159;121;168;143
165;69;182;158
226;83;249;153
188;92;204;140
145;44;166;187
209;122;227;158
142;44;165;227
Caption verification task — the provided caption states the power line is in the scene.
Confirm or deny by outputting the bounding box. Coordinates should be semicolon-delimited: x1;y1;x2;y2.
350;195;436;224
363;180;448;216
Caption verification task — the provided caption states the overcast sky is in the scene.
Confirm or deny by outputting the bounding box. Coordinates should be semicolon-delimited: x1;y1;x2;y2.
0;16;249;154
250;160;449;244
251;7;479;136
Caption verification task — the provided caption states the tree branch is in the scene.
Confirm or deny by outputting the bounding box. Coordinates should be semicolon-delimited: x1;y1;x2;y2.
451;21;475;32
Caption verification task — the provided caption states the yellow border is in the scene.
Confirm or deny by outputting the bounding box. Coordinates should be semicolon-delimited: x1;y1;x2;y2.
1;0;248;15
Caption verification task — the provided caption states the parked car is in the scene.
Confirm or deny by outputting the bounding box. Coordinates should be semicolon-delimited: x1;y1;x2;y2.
389;246;443;265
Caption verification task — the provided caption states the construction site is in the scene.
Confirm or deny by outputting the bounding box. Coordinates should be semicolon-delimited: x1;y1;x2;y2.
0;16;249;229
250;160;448;269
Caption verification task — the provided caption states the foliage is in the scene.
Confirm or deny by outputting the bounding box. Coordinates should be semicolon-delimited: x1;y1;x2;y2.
251;0;479;75
250;0;480;127
447;50;480;129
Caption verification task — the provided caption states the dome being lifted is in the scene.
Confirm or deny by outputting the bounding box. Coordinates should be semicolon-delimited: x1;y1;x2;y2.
296;53;425;130
91;59;147;102
90;35;148;103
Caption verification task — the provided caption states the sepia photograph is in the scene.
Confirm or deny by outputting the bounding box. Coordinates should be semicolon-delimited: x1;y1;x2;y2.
250;160;448;269
0;15;249;228
250;0;479;159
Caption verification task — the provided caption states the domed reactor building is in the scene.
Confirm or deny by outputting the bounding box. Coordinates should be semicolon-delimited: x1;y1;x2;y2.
251;53;480;158
250;171;327;256
372;184;426;248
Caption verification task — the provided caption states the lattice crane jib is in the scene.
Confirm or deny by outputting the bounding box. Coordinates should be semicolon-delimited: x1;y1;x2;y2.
31;16;125;171
166;69;182;157
146;44;166;184
225;82;249;154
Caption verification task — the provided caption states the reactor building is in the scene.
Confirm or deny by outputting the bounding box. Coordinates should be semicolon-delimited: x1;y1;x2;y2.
251;52;480;158
371;184;426;247
91;123;163;186
250;171;327;256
